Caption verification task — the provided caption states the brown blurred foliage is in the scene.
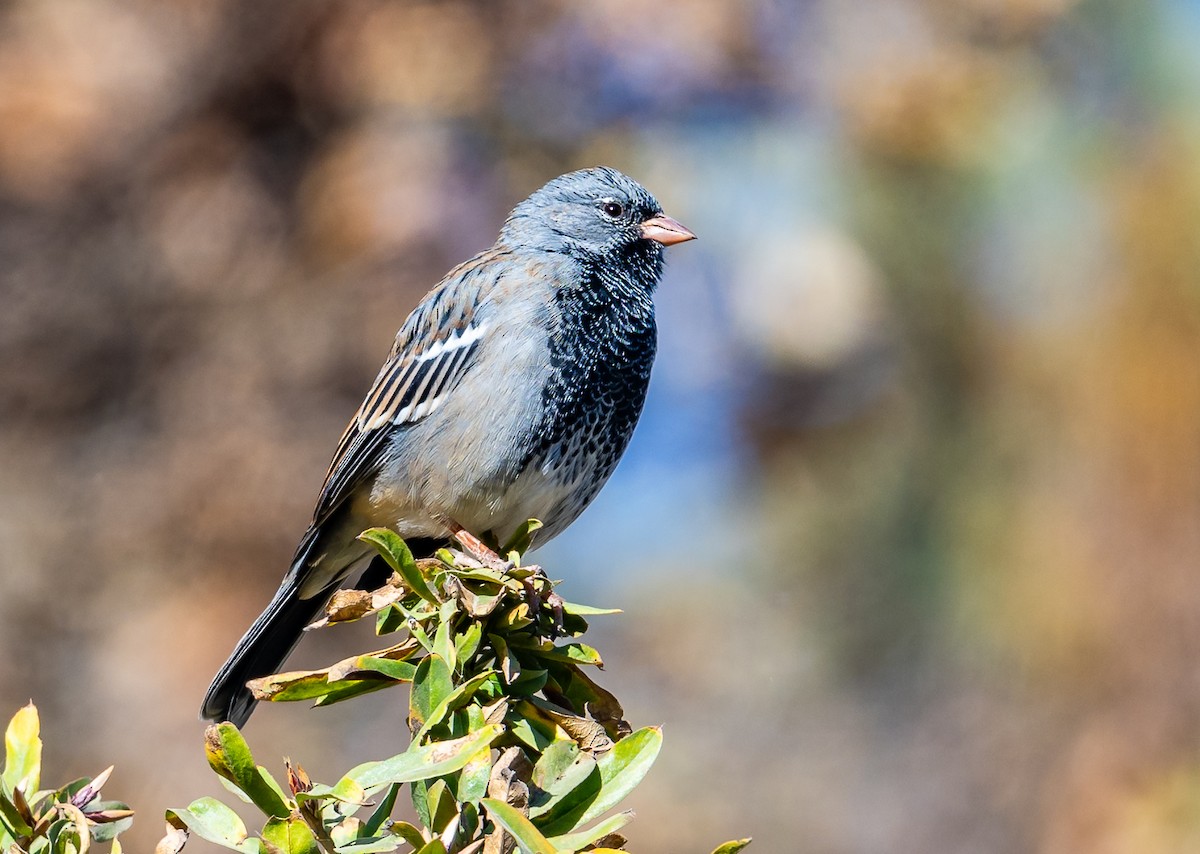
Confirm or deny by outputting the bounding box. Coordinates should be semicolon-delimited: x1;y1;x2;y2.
2;0;1200;852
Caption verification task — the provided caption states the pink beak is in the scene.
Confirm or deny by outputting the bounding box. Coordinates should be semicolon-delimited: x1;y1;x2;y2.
640;214;696;246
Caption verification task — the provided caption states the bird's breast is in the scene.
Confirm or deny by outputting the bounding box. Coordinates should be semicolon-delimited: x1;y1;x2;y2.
372;283;657;547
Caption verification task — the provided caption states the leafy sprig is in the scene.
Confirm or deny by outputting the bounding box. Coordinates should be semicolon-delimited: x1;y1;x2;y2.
160;525;750;854
0;704;133;854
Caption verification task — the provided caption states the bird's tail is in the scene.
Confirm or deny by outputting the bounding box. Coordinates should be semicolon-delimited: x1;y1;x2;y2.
201;529;441;727
200;572;328;727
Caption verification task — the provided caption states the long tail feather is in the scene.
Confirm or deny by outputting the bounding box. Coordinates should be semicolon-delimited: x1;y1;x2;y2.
200;574;327;727
200;533;440;727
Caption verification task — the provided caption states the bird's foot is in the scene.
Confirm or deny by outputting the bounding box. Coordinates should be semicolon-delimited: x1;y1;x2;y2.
545;590;565;638
520;566;564;638
447;523;562;635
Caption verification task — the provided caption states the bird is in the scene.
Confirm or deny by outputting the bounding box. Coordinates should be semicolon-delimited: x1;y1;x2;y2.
201;166;695;726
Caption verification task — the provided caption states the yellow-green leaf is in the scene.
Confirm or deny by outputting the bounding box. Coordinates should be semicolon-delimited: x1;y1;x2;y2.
535;727;662;837
414;671;498;743
501;519;543;556
545;810;634;851
409;655;454;733
558;602;621;617
343;725;503;789
358;529;439;604
2;703;41;795
165;797;259;852
204;724;291;819
261;816;319;854
481;798;557;854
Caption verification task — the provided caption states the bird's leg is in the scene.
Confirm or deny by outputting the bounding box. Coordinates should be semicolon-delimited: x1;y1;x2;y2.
446;522;512;572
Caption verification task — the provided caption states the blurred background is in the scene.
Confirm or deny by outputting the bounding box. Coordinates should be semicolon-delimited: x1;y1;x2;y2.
2;0;1200;850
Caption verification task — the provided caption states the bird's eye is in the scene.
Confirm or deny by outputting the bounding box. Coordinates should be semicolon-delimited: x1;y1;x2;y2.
601;201;624;218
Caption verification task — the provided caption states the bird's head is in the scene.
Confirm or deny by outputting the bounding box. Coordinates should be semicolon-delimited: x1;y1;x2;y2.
500;167;695;263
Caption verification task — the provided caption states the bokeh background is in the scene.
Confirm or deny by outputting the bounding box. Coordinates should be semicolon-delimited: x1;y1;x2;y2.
3;0;1200;850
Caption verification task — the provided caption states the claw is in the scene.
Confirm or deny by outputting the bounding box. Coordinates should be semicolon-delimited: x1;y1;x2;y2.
546;591;565;639
521;577;542;615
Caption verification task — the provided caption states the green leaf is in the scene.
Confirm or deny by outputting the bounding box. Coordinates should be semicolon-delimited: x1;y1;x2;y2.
261;817;319;854
528;642;603;668
375;605;407;636
530;740;579;793
709;839;753;854
423;780;457;835
557;602;621;617
388;822;426;850
415;671;498;743
327;642;421;684
349;657;418;683
413;840;446;854
342;725;503;789
545;810;634;851
330;817;362;849
446;575;507;618
433;601;457;667
362;783;400;837
528;741;596;819
501;519;543;556
534;727;662;837
454;746;493;804
204;724;291;819
248;669;373;703
403;608;437;655
311;679;394;708
411;779;431;829
409;655;454;733
480;799;556;854
358;529;439;605
458;801;481;844
217;774;254;805
296;775;368;808
454;623;483;672
166;797;260;852
251;673;330;701
3;703;42;795
505;707;558;753
506;669;549;698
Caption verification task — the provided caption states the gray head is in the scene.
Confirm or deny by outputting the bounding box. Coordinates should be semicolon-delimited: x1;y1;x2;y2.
500;167;695;260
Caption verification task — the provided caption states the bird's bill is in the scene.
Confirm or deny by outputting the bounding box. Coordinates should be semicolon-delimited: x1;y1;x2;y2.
640;214;696;245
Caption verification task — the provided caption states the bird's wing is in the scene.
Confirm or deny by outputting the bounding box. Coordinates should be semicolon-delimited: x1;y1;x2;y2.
310;248;509;529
